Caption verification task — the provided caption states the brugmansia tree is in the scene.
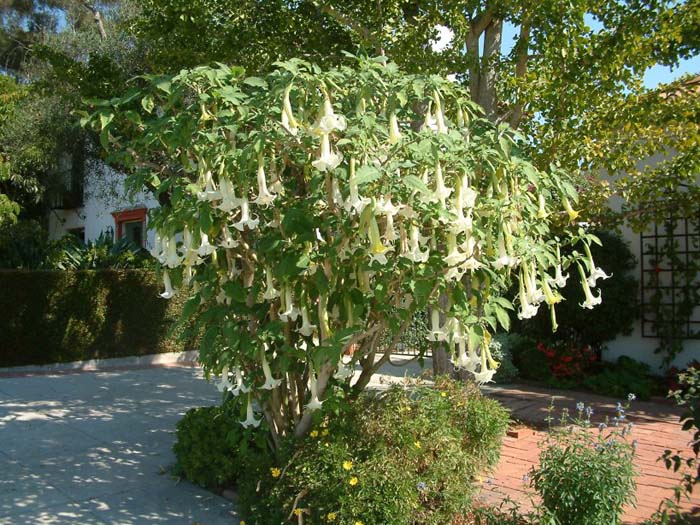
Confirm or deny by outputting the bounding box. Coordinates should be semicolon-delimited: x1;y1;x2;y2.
85;56;603;449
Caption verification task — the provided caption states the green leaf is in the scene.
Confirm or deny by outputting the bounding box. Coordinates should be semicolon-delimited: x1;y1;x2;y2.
403;175;430;195
243;76;267;88
355;165;381;186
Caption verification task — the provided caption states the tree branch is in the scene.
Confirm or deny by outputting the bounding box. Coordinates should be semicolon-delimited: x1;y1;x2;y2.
82;2;107;40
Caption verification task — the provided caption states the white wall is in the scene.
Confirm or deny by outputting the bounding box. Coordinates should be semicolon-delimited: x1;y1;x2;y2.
48;161;159;250
604;219;700;371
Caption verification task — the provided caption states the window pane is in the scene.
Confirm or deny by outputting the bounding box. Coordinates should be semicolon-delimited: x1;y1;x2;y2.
123;220;143;247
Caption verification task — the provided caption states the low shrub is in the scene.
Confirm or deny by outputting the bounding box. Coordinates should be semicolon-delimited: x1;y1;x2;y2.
173;395;268;490
530;401;637;525
238;377;510;525
583;356;655;401
490;335;520;384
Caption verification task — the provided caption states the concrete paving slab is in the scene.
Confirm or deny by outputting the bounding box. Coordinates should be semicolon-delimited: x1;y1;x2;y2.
0;500;109;525
81;482;240;525
0;419;106;462
0;366;237;524
0;457;73;516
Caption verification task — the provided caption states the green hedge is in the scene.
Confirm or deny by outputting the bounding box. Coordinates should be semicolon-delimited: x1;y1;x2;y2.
0;269;193;367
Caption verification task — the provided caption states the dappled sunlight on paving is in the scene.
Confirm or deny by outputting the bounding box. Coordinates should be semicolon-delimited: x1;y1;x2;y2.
0;366;239;525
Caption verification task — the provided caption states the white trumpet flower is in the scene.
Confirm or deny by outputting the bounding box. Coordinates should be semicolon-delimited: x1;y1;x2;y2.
150;232;162;259
313;95;347;135
402;225;430;263
305;370;324;411
164;237;183;268
550;247;569;288
445;233;467;266
232;198;259;231
517;272;540;320
216;365;233;392
253;153;277;206
197;232;216;257
240;394;262;428
197;171;221;202
297;305;318;337
344;158;370;214
433;90;448;134
494;234;518;269
432;161;452;206
578;263;602;309
217;177;240;212
220;226;238;249
159;270;176;299
279;285;300;322
583;243;612;287
368;214;391;265
230;365;251;396
312;132;343;172
260;351;282;390
421;106;438;132
262;267;280;300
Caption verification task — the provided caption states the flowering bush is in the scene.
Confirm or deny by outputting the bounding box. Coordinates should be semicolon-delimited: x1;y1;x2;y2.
237;377;510;525
85;56;601;450
536;338;597;380
530;400;637;525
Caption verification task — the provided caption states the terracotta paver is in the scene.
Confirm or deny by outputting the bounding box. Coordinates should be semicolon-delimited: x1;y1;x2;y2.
480;385;700;523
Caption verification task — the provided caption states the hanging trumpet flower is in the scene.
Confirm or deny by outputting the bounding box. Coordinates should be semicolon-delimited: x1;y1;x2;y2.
578;262;603;309
260;350;282;390
583;242;612;286
253;152;277;206
232;197;259;231
159;270;176;299
305;369;324;411
281;84;299;135
240;394;262;428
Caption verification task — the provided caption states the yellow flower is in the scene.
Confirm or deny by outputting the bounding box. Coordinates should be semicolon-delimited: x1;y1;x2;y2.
324;442;329;447
343;461;353;471
414;441;421;449
294;508;303;516
270;467;281;478
440;392;447;398
327;512;337;521
322;429;329;436
355;521;364;525
349;476;359;486
240;522;246;525
310;430;319;438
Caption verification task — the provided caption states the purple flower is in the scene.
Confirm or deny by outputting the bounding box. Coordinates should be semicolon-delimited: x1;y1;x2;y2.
576;402;585;412
416;482;427;491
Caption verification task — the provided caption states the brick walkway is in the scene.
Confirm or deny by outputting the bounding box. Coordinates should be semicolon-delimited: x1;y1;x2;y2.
480;385;700;524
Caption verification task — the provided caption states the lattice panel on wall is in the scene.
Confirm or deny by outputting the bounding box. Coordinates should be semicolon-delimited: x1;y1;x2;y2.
640;216;700;339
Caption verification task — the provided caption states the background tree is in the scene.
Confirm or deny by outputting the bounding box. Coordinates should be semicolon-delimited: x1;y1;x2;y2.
129;0;700;226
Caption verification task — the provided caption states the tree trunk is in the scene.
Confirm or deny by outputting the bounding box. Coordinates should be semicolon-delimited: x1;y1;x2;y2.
478;18;503;120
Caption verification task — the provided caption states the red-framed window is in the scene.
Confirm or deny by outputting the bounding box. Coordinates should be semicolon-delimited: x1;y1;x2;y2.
112;208;147;247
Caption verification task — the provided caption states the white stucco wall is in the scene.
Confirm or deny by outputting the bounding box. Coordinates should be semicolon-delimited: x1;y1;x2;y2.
603;219;700;370
602;150;700;370
48;161;159;251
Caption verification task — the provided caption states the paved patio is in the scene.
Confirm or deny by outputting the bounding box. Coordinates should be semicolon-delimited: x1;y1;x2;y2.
481;385;700;524
0;365;239;525
2;363;699;524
